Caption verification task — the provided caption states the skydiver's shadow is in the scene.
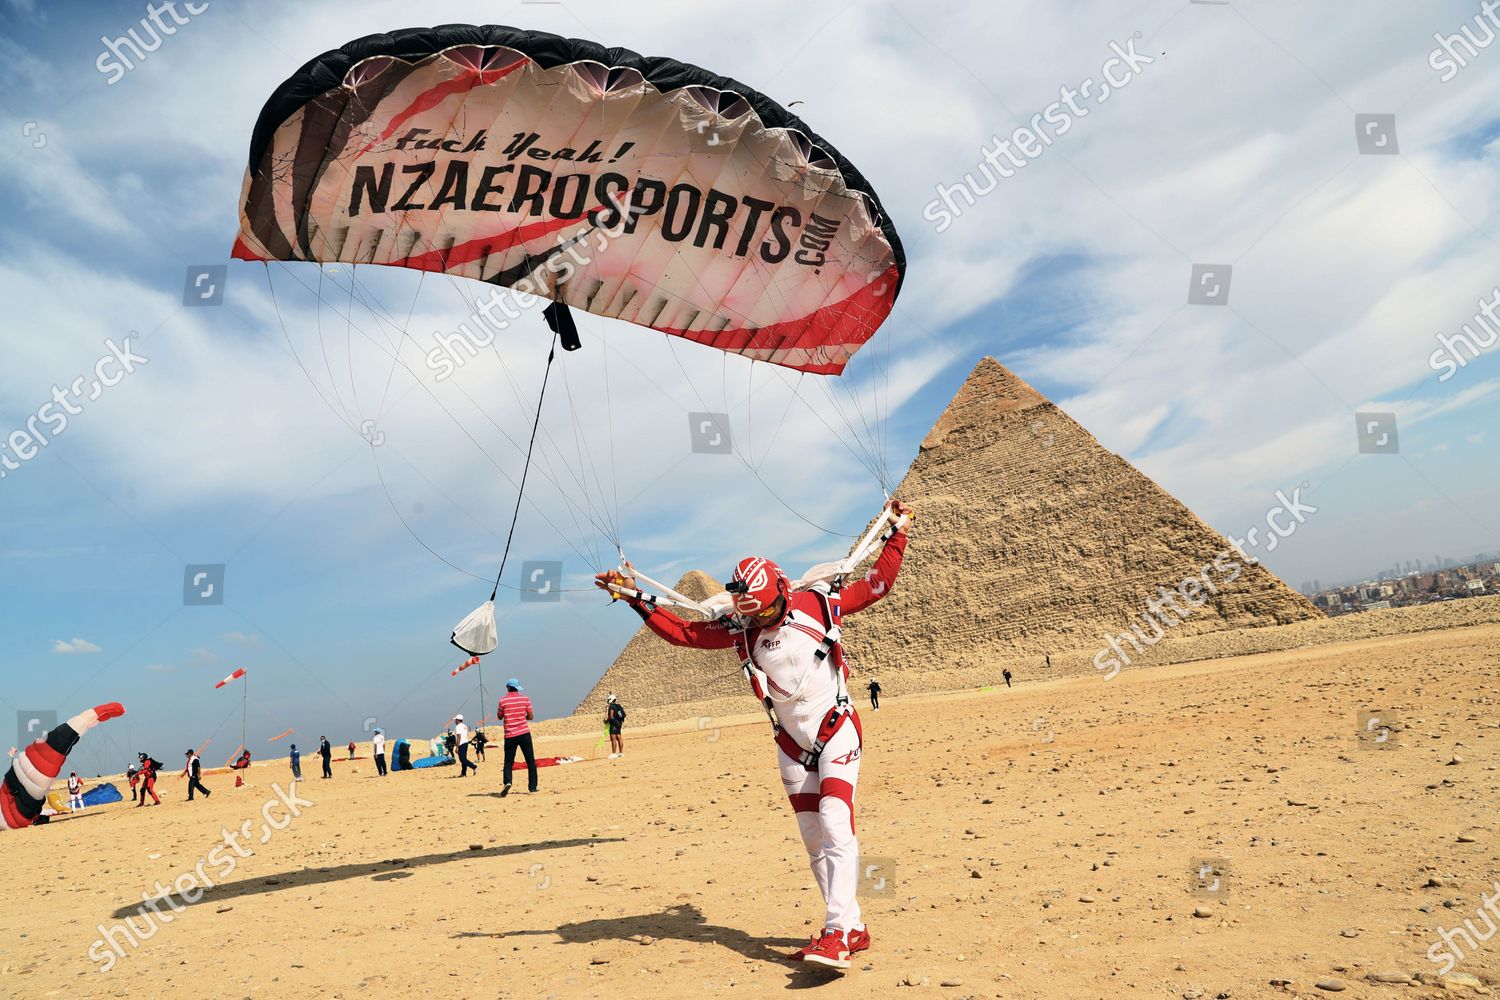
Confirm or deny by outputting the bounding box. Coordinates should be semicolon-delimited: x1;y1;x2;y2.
106;837;621;919
470;903;808;970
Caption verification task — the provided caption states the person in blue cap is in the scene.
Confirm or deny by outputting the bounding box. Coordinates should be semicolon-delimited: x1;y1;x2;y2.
497;678;536;796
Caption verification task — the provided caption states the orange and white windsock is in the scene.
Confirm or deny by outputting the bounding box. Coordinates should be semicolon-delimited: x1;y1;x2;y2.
2;703;125;831
214;668;247;689
450;656;480;677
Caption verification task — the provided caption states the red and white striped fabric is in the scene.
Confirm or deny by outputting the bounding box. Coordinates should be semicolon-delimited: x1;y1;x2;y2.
497;692;532;738
214;668;247;689
2;704;125;831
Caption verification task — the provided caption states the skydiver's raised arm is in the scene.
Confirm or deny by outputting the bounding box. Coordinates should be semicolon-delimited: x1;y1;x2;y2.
594;568;737;650
631;602;738;650
842;499;912;615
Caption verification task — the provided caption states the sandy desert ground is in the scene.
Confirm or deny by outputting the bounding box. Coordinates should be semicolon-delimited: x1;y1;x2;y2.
4;622;1499;999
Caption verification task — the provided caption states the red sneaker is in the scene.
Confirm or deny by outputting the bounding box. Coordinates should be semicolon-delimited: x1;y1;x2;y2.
801;929;850;970
846;925;871;954
789;929;826;960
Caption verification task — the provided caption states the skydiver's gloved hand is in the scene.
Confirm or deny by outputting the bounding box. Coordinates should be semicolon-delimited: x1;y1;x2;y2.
594;567;637;598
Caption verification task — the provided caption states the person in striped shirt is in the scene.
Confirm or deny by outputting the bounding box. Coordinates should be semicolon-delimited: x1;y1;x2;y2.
497;679;537;796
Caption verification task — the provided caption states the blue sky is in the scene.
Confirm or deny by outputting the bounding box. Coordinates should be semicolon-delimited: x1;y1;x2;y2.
2;0;1498;775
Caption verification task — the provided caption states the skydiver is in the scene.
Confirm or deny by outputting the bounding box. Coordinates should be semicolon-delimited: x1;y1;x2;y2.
318;736;333;779
595;499;912;970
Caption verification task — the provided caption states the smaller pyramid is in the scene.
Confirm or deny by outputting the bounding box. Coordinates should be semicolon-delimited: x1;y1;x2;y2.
574;571;741;715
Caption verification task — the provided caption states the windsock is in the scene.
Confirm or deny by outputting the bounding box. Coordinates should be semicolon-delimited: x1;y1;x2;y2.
214;668;247;689
450;656;481;678
2;703;125;831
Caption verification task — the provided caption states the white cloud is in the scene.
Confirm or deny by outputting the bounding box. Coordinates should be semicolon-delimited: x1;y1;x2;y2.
221;631;262;648
51;637;101;654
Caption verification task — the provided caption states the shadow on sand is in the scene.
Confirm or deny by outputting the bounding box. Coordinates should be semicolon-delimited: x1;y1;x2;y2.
456;903;844;988
108;837;621;919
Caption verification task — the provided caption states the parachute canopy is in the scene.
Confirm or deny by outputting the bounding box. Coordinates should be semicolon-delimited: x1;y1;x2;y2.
233;25;905;375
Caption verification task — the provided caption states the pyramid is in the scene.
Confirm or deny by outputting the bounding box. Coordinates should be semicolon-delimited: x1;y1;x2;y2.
577;357;1321;714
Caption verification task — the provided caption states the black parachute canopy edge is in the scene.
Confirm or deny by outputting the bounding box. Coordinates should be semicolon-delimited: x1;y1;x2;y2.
245;23;906;298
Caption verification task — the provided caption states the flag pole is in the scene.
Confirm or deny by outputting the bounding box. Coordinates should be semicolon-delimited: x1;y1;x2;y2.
477;660;486;731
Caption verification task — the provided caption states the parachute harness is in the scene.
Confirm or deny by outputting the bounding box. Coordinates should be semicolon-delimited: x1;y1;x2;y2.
732;579;853;771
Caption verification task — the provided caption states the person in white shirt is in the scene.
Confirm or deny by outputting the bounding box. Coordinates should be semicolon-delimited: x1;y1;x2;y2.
454;715;476;777
372;729;387;777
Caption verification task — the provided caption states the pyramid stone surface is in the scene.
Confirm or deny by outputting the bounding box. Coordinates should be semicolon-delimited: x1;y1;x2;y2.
577;357;1321;713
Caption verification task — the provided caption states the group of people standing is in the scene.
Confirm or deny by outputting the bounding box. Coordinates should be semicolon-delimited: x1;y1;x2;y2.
109;675;564;807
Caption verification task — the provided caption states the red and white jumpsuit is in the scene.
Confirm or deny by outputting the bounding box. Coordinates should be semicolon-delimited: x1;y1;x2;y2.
624;530;907;934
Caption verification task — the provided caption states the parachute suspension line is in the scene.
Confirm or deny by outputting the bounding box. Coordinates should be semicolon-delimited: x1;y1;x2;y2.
755;369;802;472
421;267;617;563
263;265;357;434
556;349;617;568
489;332;560;602
345;265;363;424
375;268;428;420
265;260;609;578
600;331;622;542
314;267;353;429
661;332;853;538
370;449;490;583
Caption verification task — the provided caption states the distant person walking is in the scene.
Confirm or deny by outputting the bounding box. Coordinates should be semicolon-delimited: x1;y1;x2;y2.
498;678;537;796
1002;669;1012;689
135;752;162;807
1044;653;1051;670
454;715;477;777
183;750;212;801
347;740;357;761
67;772;85;812
472;728;487;761
289;743;302;781
318;736;333;779
372;729;387;776
605;694;626;758
868;677;882;711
